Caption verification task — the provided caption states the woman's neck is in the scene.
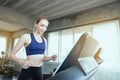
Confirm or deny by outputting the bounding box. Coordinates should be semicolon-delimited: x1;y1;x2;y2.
33;31;42;37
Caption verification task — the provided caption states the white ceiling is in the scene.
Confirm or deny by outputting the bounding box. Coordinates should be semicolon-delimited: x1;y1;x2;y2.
0;0;118;32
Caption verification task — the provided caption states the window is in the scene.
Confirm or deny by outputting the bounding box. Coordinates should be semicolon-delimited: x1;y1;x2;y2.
92;20;120;71
0;37;7;58
60;29;74;61
47;29;74;62
74;25;92;42
47;31;60;62
47;20;120;67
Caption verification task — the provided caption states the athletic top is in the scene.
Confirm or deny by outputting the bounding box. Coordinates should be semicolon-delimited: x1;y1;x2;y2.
25;33;45;55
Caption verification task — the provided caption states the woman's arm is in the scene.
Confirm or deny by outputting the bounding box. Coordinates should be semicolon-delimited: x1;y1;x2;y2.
43;54;57;61
9;34;31;69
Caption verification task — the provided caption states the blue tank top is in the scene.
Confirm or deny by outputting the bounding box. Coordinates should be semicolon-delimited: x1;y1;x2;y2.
25;33;45;55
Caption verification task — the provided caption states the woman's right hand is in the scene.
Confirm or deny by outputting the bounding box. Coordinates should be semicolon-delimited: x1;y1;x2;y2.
20;60;32;69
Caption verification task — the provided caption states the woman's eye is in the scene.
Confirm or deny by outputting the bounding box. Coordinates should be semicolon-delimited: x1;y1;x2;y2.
40;24;44;27
40;24;47;28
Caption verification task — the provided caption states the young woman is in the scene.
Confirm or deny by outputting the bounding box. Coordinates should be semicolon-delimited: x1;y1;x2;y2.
10;16;57;80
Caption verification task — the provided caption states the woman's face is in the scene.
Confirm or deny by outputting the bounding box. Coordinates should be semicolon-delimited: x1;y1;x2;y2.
35;19;49;34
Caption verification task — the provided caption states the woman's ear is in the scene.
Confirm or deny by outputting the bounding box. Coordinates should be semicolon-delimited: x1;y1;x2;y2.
33;24;37;31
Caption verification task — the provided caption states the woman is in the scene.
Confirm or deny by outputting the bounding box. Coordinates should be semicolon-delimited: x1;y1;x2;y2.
10;16;57;80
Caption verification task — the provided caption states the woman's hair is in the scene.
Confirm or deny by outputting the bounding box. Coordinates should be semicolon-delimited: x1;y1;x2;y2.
33;16;49;31
35;16;49;24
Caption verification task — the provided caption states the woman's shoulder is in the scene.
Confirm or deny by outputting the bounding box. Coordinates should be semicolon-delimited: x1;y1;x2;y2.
42;36;47;42
20;33;31;41
21;33;30;38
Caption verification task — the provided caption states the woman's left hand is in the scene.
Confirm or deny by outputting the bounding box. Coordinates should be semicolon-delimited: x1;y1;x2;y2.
51;55;57;61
